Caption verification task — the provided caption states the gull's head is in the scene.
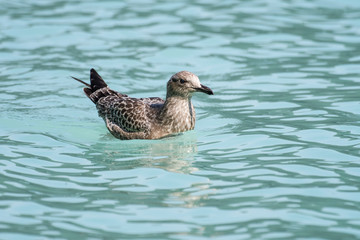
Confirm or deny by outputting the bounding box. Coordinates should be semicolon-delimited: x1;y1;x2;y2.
166;71;213;98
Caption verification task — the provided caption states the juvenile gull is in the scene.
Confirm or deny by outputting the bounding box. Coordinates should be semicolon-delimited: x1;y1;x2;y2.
72;69;213;140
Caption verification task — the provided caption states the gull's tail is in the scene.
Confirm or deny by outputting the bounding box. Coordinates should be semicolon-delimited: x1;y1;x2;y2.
72;68;110;104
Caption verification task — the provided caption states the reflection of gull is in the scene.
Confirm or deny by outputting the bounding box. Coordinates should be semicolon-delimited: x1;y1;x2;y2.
72;69;213;140
84;132;199;174
85;133;209;207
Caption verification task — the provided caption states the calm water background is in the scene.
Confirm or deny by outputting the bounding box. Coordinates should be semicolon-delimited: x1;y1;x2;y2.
1;0;360;239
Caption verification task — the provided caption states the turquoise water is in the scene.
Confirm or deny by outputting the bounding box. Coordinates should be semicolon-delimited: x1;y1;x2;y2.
1;0;360;239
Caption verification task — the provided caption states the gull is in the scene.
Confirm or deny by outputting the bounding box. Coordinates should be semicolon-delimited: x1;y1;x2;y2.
72;69;213;140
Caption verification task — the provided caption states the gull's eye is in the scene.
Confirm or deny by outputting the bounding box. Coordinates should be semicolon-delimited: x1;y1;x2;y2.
180;79;186;84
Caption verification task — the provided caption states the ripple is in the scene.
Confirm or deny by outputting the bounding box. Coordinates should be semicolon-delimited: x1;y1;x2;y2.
1;0;360;239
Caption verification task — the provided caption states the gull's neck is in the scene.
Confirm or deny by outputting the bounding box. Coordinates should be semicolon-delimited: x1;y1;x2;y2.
158;95;195;133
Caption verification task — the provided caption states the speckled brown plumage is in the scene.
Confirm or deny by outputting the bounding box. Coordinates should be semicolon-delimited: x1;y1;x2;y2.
72;68;213;140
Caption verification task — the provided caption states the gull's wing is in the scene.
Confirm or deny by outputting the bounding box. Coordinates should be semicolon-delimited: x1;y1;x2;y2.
96;96;151;133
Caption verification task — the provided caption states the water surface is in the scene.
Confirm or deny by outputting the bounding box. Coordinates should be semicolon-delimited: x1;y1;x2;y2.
1;0;360;239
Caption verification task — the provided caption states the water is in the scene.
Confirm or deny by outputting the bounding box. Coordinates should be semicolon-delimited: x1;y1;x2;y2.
1;0;360;239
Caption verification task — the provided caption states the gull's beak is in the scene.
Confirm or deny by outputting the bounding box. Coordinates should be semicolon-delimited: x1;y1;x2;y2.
195;84;214;95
